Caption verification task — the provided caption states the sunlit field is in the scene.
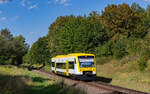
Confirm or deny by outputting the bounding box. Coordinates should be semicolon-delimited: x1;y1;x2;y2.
96;57;150;93
0;65;85;94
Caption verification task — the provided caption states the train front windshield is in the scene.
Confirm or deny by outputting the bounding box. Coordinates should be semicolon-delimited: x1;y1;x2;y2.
78;56;94;68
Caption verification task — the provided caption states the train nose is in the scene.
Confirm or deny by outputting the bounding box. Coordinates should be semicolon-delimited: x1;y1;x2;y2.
83;71;93;76
81;71;95;81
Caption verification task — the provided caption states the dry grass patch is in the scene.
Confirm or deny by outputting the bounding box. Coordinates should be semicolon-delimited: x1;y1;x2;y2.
96;58;150;93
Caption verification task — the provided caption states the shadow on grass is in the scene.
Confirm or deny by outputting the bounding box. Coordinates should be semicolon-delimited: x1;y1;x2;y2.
0;73;86;94
95;76;112;83
24;83;86;94
31;77;50;83
0;74;31;94
23;84;63;94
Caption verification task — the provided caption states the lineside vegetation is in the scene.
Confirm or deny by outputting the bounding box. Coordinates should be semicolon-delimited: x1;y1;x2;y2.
24;3;150;71
0;3;150;71
0;2;150;93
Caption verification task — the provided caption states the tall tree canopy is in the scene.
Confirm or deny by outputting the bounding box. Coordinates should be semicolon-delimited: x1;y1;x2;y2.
26;36;50;66
101;3;146;39
0;29;28;65
25;3;150;70
47;14;108;56
48;15;76;56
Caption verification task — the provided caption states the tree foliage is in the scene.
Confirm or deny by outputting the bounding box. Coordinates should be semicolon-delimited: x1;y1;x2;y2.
2;3;147;71
0;3;149;71
0;29;29;65
48;14;108;55
101;3;146;39
25;36;50;66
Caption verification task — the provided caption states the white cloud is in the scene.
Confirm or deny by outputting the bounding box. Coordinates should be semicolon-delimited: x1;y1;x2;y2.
28;3;38;10
61;0;68;4
21;0;33;7
21;0;38;10
145;0;150;2
64;3;71;6
56;0;69;4
0;10;2;14
0;17;7;21
27;1;32;5
29;31;38;35
29;32;35;34
21;0;26;7
11;16;19;21
0;0;9;5
55;0;71;6
55;0;59;2
48;0;51;4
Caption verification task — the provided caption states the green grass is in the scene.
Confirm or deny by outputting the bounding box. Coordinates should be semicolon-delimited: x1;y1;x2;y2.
21;63;51;71
21;56;150;93
96;57;150;93
0;65;86;94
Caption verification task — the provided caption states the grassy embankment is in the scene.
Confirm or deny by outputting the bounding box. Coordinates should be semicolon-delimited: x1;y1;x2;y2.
96;56;150;93
0;65;86;94
21;56;150;93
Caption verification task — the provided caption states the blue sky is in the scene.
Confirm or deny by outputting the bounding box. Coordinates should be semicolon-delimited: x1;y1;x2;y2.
0;0;150;46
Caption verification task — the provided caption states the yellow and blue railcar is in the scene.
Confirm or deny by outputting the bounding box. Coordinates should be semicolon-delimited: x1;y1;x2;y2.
51;53;96;80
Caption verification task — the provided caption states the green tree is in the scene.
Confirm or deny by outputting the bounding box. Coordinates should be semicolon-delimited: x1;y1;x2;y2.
101;3;145;39
143;5;150;35
112;36;128;59
11;35;29;65
0;28;13;40
27;36;50;67
0;29;28;65
131;2;145;13
0;29;13;64
48;15;76;56
48;14;107;55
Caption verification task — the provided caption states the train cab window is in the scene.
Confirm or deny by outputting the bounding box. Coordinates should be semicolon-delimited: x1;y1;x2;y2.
52;62;54;67
78;56;94;68
69;61;74;69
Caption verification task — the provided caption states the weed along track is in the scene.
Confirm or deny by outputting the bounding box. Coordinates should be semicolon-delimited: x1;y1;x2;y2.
33;70;149;94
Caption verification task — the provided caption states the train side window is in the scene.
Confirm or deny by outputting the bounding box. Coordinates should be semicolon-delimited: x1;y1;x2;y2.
69;61;74;69
52;62;54;67
57;63;66;69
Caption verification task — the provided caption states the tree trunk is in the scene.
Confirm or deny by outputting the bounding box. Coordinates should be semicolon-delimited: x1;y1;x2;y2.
11;58;15;65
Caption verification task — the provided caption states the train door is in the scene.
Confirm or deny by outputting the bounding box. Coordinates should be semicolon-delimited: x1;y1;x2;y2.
68;58;76;75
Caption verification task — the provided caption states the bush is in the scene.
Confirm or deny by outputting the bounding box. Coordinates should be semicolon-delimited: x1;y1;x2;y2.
96;36;129;59
23;54;30;64
120;55;138;65
138;56;148;71
96;41;113;56
96;56;112;65
112;37;128;59
126;38;139;54
0;57;5;65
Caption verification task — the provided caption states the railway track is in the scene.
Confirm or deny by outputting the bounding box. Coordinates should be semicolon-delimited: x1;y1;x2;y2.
87;82;148;94
33;69;149;94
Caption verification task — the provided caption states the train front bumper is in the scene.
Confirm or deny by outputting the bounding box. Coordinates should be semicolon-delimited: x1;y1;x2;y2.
75;73;96;81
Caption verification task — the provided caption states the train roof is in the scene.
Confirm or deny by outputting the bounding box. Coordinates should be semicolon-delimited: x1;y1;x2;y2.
52;53;95;59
